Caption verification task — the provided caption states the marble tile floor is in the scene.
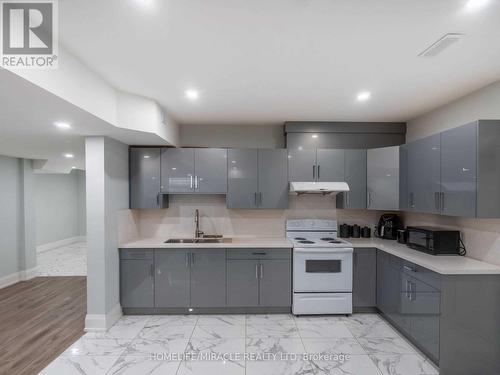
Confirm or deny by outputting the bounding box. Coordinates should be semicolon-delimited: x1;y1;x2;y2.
40;313;439;375
37;241;87;276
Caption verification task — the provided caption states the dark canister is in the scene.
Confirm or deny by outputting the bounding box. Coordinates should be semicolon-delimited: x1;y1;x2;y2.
352;224;361;238
339;224;350;238
397;229;408;244
361;226;371;238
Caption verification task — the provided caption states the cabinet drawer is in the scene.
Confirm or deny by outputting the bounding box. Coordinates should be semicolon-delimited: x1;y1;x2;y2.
401;260;441;291
227;248;291;260
120;249;154;260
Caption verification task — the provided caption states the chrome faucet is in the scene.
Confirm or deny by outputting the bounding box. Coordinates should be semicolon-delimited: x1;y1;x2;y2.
194;209;204;238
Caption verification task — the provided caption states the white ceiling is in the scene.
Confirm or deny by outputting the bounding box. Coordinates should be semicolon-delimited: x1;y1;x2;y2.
0;69;168;172
59;0;500;125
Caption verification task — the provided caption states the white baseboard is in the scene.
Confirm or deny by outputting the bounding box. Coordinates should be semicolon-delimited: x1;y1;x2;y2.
0;266;39;289
85;303;123;332
37;236;86;253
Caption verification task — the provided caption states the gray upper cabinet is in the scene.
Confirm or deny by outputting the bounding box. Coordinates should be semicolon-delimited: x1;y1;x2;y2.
288;148;316;182
399;144;409;211
258;149;288;209
367;146;400;210
406;134;441;214
194;148;228;194
190;250;226;307
316;149;345;181
155;250;190;308
161;148;227;194
161;148;195;193
228;149;288;209
227;149;259;209
337;150;367;209
440;123;477;217
130;148;165;209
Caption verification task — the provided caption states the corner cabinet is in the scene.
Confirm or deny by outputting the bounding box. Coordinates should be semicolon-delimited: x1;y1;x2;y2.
129;148;168;209
227;149;288;209
336;149;367;209
401;120;500;218
160;148;228;194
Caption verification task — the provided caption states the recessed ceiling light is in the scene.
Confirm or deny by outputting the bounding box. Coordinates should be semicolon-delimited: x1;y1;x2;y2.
312;134;318;139
356;91;371;102
185;89;200;101
464;0;489;11
54;121;71;129
143;155;151;159
72;166;76;169
63;153;74;159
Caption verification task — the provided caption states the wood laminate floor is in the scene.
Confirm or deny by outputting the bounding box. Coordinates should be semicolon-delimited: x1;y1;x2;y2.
0;277;86;375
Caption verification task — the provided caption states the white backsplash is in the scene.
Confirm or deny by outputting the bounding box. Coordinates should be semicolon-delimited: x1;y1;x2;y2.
132;194;381;239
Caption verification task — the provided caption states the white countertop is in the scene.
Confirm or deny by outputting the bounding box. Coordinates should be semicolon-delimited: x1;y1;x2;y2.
120;236;293;249
349;238;500;275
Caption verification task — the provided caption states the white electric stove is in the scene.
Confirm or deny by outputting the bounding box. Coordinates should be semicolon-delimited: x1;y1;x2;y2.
286;219;353;315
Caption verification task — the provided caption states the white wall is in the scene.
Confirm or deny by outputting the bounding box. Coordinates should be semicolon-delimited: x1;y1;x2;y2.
180;124;285;148
35;170;86;246
0;155;37;285
406;79;500;266
85;137;129;331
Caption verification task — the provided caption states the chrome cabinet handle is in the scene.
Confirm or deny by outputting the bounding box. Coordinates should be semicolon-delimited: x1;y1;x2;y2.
441;192;445;211
157;193;160;207
367;192;372;208
409;192;415;208
260;264;264;279
406;280;411;299
255;264;258;279
410;282;416;301
190;175;193;189
317;165;321;180
313;165;316;180
194;176;198;189
435;192;440;211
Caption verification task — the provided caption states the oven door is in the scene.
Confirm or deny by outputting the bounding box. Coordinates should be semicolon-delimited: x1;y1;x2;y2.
293;248;353;293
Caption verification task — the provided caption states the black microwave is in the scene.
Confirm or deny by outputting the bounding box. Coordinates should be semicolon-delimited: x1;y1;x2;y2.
406;226;462;255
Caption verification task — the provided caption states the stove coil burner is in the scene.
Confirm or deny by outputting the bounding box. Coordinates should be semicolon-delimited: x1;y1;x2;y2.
298;240;315;244
294;237;307;241
329;240;342;244
320;237;336;241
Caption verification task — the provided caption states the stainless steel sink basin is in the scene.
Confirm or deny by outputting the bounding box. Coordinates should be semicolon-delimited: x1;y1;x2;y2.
164;238;232;244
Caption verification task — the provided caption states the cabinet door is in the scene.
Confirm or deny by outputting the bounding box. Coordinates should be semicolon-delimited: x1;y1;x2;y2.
161;148;194;193
338;150;367;209
399;144;409;211
258;149;289;209
227;260;259;307
155;250;190;308
407;135;441;214
120;259;154;308
353;249;376;308
288;148;316;182
367;146;400;211
440;123;477;217
194;148;228;194
227;149;258;209
190;250;226;308
409;278;440;363
259;260;292;307
316;149;345;182
130;148;162;209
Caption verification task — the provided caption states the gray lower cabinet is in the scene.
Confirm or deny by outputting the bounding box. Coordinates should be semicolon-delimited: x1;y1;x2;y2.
190;250;226;307
337;149;367;209
155;250;190;308
367;146;400;210
161;148;227;194
129;148;166;209
227;149;288;209
120;250;154;308
226;259;260;306
353;248;376;309
226;249;292;308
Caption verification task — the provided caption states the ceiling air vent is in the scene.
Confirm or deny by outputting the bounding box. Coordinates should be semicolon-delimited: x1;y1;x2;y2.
418;33;465;57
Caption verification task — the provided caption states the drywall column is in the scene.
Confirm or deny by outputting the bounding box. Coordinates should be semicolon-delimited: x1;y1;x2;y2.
85;136;129;331
19;159;37;277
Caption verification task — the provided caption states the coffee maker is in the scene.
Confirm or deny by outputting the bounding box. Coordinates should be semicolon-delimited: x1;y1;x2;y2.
375;213;403;240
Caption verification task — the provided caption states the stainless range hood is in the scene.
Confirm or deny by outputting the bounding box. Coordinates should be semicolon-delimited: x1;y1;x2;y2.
289;181;350;195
